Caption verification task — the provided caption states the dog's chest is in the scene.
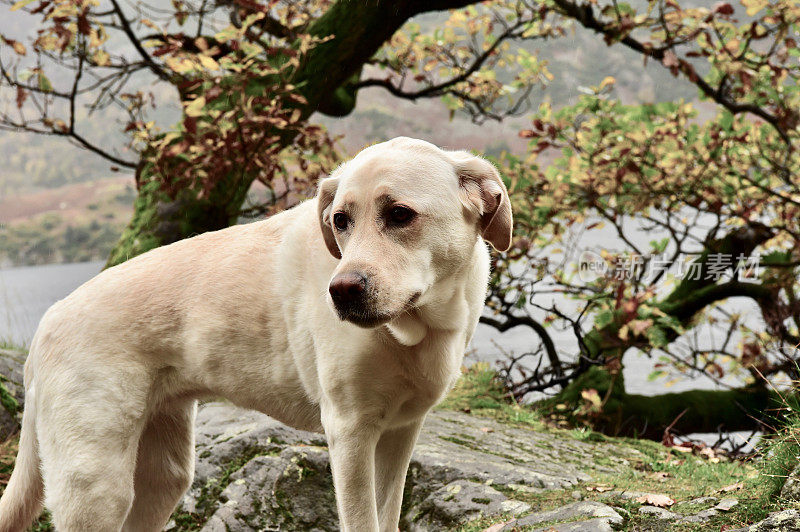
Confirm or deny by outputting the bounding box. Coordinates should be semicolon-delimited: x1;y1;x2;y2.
387;332;464;425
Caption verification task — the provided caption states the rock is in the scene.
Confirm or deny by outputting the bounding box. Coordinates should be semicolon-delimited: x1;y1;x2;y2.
715;498;738;511
172;403;635;531
781;464;800;501
180;403;326;517
678;508;718;523
201;446;337;531
0;348;25;439
499;501;623;531
406;480;529;531
745;509;800;531
638;505;679;520
674;496;718;508
600;490;663;501
533;517;617;532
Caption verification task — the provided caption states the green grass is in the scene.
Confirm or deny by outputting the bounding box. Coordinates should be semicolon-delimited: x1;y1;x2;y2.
437;362;546;430
438;363;800;531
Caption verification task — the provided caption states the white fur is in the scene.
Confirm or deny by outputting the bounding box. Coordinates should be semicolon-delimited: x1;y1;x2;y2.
0;137;512;532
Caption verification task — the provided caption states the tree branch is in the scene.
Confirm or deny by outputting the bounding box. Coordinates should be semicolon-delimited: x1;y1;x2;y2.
480;314;563;378
352;16;529;102
550;0;793;145
109;0;171;82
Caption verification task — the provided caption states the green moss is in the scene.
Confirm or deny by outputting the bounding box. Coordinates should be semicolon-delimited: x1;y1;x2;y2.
0;378;18;417
439;435;478;448
170;445;277;530
105;177;165;268
438;362;509;413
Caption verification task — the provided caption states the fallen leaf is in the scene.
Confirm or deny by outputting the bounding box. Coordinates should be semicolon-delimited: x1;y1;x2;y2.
718;482;743;493
586;484;613;492
480;427;494;433
635;493;675;507
671;444;692;453
647;471;671;482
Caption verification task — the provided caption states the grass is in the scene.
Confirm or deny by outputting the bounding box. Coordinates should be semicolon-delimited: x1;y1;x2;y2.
438;362;800;531
436;362;546;430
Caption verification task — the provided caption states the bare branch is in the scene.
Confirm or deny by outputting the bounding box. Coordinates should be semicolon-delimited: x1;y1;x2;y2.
109;0;171;82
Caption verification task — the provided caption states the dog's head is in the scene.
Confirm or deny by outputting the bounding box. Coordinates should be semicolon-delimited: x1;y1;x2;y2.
317;137;512;327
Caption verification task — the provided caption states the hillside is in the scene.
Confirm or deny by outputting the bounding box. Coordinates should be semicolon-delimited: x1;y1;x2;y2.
0;178;134;267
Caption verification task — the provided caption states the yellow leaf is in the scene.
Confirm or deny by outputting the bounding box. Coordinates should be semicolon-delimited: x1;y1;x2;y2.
11;0;37;11
580;388;602;408
599;76;616;89
184;96;205;117
743;0;769;16
93;49;110;66
198;55;219;71
9;40;26;55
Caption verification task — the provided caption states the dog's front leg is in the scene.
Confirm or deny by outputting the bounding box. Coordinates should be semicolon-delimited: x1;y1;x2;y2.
375;420;423;532
322;406;382;532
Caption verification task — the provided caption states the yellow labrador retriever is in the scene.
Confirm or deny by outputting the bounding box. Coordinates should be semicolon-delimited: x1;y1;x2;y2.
0;137;512;532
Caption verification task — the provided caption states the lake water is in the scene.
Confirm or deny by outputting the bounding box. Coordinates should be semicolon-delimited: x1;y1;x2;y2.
0;261;735;398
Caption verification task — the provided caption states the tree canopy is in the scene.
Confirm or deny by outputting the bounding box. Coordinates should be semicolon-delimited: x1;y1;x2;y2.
1;0;799;439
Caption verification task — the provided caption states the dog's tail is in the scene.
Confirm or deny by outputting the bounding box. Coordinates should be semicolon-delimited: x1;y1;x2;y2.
0;371;43;531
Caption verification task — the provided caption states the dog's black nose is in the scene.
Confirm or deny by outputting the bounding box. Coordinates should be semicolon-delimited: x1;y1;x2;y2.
329;272;367;307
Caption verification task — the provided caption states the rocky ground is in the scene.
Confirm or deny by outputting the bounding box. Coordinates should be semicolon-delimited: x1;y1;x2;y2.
1;347;799;531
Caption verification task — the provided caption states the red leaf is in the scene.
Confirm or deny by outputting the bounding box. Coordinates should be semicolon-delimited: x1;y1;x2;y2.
713;2;734;15
15;86;27;108
77;13;90;35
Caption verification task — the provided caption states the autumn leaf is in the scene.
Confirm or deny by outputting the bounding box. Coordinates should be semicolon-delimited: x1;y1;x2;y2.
647;471;671;482
15;86;27;109
599;76;615;89
10;0;37;10
718;482;743;493
581;388;602;409
198;54;219;71
184;96;206;117
586;484;613;492
635;493;675;507
742;0;769;16
2;37;26;55
661;50;679;68
37;72;52;92
712;2;735;15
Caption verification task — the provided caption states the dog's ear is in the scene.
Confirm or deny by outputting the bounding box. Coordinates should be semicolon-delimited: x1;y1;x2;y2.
317;176;341;259
450;152;513;252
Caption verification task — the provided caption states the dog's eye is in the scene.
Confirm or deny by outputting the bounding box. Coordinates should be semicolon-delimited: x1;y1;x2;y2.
388;206;415;225
332;212;349;231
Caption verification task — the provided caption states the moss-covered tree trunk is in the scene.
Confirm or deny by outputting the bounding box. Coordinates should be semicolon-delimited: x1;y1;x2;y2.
106;0;475;267
548;365;792;439
540;224;778;438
